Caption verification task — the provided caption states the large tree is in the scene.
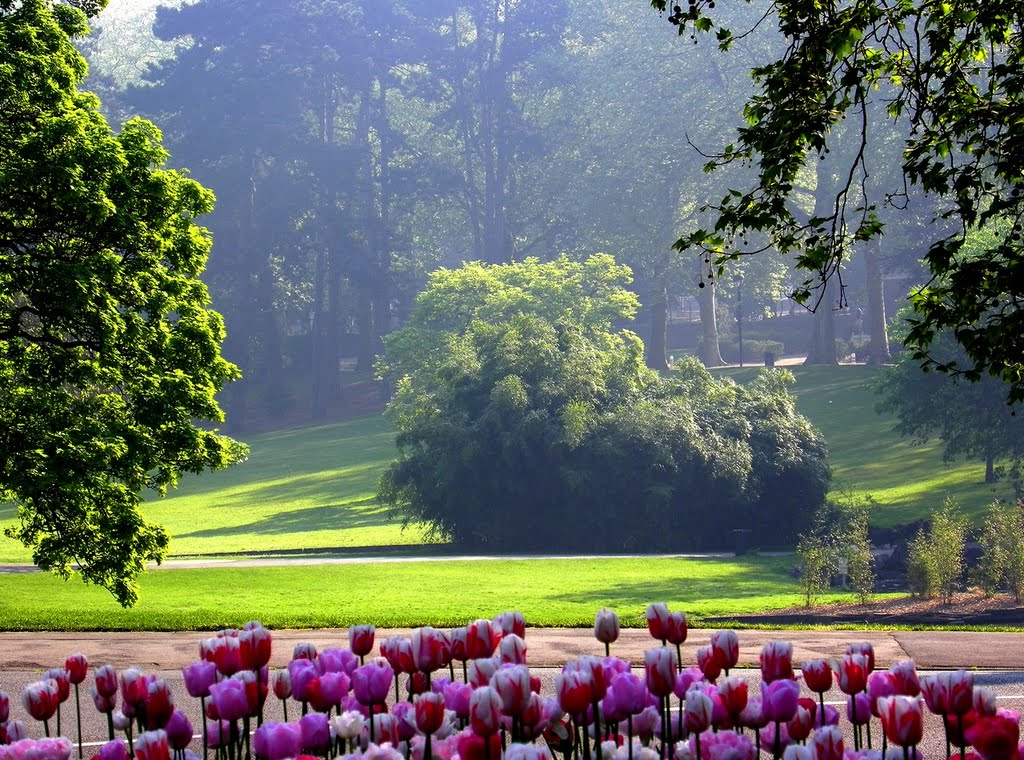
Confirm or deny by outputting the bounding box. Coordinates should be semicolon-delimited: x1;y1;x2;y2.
378;255;830;551
0;0;244;605
648;0;1024;401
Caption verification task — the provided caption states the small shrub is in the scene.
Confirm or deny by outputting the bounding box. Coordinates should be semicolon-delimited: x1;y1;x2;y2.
796;532;835;608
906;499;967;603
844;507;875;605
976;500;1024;601
907;528;935;597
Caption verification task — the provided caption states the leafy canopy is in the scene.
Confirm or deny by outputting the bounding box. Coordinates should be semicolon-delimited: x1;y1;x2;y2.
378;255;830;550
649;0;1024;402
0;0;245;606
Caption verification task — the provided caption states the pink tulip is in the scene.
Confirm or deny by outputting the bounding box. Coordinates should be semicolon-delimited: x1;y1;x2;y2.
674;667;705;699
164;710;192;751
65;655;89;686
867;671;897;717
99;740;129;760
645;603;670;642
469;687;503;736
443;681;473;719
390;701;417;743
801;659;834;693
644;647;677;698
594;609;620;646
23;680;60;722
205;720;231;749
209;678;249;722
812;725;845;760
878;695;924;748
143;679;174;730
181;660;217;700
608;672;647;717
466;620;499;660
499;634;527;666
317;647;358;676
299;713;330;752
239;625;272;671
95;665;118;699
690;728;756;760
846;642;875;673
889;660;921;697
762;679;800;723
352;659;394;706
380;637;416;675
684;688;714;734
253;721;303;760
492;665;531;716
415;692;446;735
760;642;795;683
134;730;169;760
710;630;740;671
493;611;525;639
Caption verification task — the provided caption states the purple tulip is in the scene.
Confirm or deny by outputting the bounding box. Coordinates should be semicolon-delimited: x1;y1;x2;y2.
209;678;249;722
352;660;394;706
164;710;193;751
288;659;319;703
98;740;129;760
762;679;800;723
182;661;217;699
317;648;358;676
253;722;303;760
299;713;330;752
608;672;648;716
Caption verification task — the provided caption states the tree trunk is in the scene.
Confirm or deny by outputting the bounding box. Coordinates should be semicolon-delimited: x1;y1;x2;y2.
310;248;328;420
986;449;996;484
647;282;669;372
865;238;891;365
804;277;838;365
698;280;726;367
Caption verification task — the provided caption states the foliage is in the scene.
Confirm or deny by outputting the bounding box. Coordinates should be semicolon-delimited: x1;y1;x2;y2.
0;0;244;605
844;504;875;605
796;532;835;608
378;255;830;552
975;500;1024;602
907;499;967;604
876;310;1024;484
648;0;1024;403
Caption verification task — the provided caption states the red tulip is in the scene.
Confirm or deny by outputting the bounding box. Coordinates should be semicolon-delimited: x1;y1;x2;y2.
890;660;921;697
838;653;870;695
802;659;833;693
466;620;499;660
812;725;844;760
846;642;875;673
697;645;722;682
380;637;416;675
594;609;620;646
449;627;469;662
787;705;814;743
213;637;242;677
349;625;376;659
710;631;739;671
239;625;272;671
134;730;169;760
44;669;70;704
65;654;89;686
717;676;749;716
645;603;670;642
0;690;9;723
95;665;118;699
644;647;677;698
556;668;593;717
412;627;451;673
684;688;713;734
455;731;502;760
119;669;149;710
22;680;60;722
759;641;795;683
966;714;1021;760
878;695;924;748
271;669;291;701
144;679;175;730
665;612;688;646
469;686;503;735
493;611;526;640
414;692;446;735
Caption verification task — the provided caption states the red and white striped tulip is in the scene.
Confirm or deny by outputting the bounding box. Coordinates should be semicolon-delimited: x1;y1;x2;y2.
878;695;924;748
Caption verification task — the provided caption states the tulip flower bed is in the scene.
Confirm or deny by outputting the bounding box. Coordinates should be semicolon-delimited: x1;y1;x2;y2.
1;605;1018;760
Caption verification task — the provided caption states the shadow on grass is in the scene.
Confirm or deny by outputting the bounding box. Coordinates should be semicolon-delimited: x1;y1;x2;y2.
176;498;394;538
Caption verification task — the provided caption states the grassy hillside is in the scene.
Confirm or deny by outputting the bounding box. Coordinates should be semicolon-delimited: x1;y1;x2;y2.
0;365;1009;563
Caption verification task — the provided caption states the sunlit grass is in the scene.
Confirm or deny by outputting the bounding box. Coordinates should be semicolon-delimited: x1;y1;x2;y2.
0;555;859;631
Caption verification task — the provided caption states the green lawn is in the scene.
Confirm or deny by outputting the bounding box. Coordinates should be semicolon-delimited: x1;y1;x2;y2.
718;364;1013;526
0;555;855;631
0;365;1008;565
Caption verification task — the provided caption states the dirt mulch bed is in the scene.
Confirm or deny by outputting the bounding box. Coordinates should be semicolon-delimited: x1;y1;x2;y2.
701;591;1024;627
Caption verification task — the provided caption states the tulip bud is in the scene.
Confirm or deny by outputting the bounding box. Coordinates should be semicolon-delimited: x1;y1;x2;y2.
95;664;118;699
645;603;670;642
556;668;593;717
710;630;739;671
466;620;499;660
65;654;89;686
349;625;376;659
801;659;833;693
838;653;869;695
292;642;317;661
878;695;924;747
759;641;794;683
644;647;677;698
449;627;469;662
469;686;503;736
594;609;620;646
697;645;722;682
271;669;291;700
253;721;303;760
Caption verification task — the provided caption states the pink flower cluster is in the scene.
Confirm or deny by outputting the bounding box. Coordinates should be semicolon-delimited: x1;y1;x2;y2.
1;607;1022;760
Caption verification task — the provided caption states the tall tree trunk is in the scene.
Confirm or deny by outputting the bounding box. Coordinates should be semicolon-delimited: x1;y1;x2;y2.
310;247;329;420
647;281;669;371
865;238;891;365
698;280;726;367
804;276;838;365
